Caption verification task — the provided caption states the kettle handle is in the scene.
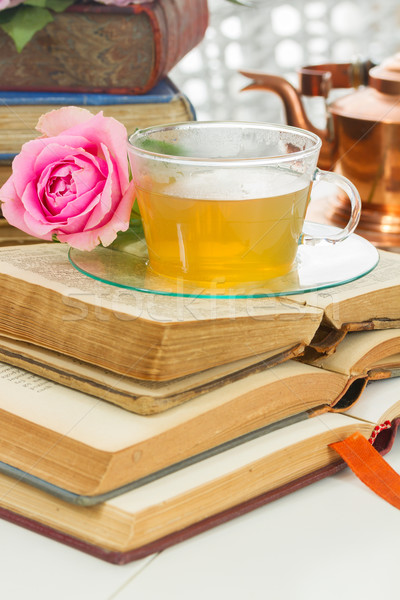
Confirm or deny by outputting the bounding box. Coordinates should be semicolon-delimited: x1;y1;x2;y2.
299;59;375;97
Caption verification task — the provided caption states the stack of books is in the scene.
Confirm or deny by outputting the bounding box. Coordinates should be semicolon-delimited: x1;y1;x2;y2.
0;243;400;563
0;0;208;243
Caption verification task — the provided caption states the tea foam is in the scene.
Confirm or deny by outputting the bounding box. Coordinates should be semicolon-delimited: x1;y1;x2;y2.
162;168;309;201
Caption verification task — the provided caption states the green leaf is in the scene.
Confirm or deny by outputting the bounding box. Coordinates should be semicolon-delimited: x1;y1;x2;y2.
23;0;74;11
0;5;53;52
0;7;19;25
130;197;141;220
23;0;49;8
44;0;75;13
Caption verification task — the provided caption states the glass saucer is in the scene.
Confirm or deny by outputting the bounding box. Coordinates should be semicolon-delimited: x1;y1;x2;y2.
68;222;379;299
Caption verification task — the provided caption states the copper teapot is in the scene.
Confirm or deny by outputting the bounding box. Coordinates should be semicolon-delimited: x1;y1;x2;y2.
240;56;400;248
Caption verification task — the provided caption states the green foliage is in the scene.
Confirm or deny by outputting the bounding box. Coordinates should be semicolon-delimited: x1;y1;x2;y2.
0;0;75;52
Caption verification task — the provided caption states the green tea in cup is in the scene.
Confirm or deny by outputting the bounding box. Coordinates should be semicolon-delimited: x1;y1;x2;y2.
128;122;360;286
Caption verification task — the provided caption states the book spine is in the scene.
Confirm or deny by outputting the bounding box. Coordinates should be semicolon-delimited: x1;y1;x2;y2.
373;417;400;454
69;0;209;93
146;0;209;92
0;78;183;106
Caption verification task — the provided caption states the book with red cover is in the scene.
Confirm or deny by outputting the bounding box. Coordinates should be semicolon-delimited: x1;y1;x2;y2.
0;0;209;94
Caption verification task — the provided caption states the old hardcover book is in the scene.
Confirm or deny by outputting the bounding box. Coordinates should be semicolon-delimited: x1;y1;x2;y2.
0;405;397;564
0;337;305;414
0;245;400;382
296;249;400;358
0;244;323;381
1;323;400;500
0;79;196;155
0;0;208;94
1;328;400;415
302;328;400;411
0;358;346;501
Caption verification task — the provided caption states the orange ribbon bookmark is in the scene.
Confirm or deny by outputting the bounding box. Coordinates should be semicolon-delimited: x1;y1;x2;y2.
330;431;400;509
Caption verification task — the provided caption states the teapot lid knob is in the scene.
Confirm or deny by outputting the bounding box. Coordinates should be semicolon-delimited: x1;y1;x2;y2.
369;54;400;94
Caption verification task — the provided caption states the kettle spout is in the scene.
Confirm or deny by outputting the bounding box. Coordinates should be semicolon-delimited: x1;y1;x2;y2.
239;70;335;170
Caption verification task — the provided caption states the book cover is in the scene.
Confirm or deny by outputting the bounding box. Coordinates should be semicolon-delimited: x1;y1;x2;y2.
0;0;209;94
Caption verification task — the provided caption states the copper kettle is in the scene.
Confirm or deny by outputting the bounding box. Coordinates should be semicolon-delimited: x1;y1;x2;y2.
240;56;400;248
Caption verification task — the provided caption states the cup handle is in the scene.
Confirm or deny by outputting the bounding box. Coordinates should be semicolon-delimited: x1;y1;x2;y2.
301;168;361;245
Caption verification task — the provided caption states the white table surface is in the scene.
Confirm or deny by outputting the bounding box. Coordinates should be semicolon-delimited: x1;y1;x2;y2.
1;380;400;600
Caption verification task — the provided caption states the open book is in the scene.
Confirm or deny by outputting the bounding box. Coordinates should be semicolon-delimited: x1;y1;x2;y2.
0;359;345;502
0;383;398;564
1;325;400;502
302;328;400;411
0;245;400;384
1;327;400;415
299;249;400;358
0;244;322;381
0;336;304;415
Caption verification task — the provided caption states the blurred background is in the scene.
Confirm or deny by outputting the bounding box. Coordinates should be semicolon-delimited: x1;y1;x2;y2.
170;0;400;123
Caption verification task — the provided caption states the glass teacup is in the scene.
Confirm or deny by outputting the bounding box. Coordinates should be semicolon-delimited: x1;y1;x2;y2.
127;121;361;287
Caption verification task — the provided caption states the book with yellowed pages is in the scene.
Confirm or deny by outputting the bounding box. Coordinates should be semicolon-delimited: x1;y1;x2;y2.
299;251;400;358
302;328;400;412
0;382;399;564
1;324;400;503
1;328;400;415
0;244;399;396
0;244;323;382
0;79;195;156
0;358;345;503
0;336;304;414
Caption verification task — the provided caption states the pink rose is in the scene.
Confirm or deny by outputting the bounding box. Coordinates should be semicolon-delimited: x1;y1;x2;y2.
0;0;24;9
0;106;134;251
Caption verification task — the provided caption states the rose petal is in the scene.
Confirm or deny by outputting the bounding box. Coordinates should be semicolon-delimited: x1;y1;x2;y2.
23;210;59;236
83;144;117;230
72;154;107;200
54;112;130;194
57;181;135;250
38;161;80;215
20;180;48;221
1;178;53;241
50;181;105;223
0;0;25;8
11;137;93;201
36;106;95;137
33;139;98;175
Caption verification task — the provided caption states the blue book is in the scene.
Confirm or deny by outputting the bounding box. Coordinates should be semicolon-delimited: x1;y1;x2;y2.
0;77;195;159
